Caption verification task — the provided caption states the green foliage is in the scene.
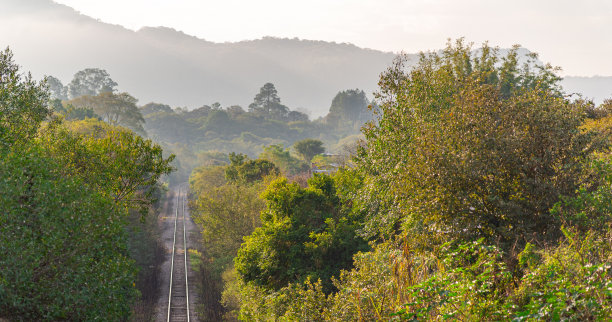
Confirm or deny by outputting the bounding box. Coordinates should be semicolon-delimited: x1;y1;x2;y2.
226;41;612;321
249;82;290;120
327;88;371;125
0;48;170;320
359;39;599;248
63;104;99;120
190;165;228;196
293;138;325;162
511;228;612;321
140;102;173;115
141;104;198;145
324;244;401;321
0;47;50;149
236;230;611;321
69;91;146;135
203;109;233;135
191;177;267;275
392;239;513;320
225;152;280;184
235;174;369;293
66;67;118;99
551;156;612;233
259;144;309;176
38;120;175;216
189;160;275;320
141;88;364;184
0;146;137;320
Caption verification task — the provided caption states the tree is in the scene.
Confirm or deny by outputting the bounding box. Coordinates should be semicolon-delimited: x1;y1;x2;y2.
69;92;146;135
38;120;175;216
225;152;280;184
190;165;267;271
235;175;369;293
259;144;309;175
252;82;280;109
66;68;117;99
226;105;246;118
140;102;173;116
287;110;309;122
293;138;325;163
327;89;370;124
249;82;289;120
62;104;98;120
0;49;148;320
203;109;233;135
0;47;50;149
45;75;67;100
359;39;599;247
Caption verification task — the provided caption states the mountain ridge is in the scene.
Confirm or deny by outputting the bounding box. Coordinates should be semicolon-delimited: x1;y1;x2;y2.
0;0;609;115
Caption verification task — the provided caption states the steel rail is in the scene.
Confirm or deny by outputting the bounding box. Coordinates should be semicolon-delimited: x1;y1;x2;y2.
166;185;191;322
182;193;190;322
166;188;179;322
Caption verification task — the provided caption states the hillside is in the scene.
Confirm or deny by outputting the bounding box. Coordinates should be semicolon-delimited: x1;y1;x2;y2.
1;0;609;116
0;0;396;116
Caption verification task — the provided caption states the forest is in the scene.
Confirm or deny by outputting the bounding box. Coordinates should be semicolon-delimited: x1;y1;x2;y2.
1;38;611;321
187;41;612;320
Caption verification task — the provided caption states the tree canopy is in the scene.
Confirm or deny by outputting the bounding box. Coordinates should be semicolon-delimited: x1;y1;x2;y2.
45;75;67;100
359;39;599;247
235;174;369;293
293;138;325;163
225;152;280;185
0;48;50;149
248;82;290;120
66;68;118;99
0;48;172;320
69;92;146;135
328;89;370;124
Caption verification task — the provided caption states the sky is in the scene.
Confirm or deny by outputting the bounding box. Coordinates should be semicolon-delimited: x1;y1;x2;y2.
50;0;612;76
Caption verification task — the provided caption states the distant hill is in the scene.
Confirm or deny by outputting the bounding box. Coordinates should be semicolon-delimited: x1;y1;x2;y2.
0;0;609;116
0;0;397;116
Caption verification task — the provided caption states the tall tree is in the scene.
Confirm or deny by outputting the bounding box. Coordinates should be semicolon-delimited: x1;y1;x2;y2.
66;68;117;99
0;147;138;320
252;83;280;109
249;82;289;120
45;75;67;100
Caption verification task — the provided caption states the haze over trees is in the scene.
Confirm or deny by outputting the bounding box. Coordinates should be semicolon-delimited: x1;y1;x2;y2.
66;68;118;99
132;81;371;183
68;91;146;135
0;0;398;116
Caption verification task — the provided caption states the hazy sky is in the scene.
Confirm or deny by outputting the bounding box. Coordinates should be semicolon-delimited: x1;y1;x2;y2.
53;0;612;76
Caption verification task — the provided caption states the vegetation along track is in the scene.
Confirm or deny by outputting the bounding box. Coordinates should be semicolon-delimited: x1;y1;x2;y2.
166;188;191;322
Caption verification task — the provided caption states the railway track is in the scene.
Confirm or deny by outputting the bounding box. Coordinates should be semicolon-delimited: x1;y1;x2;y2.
166;188;191;322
